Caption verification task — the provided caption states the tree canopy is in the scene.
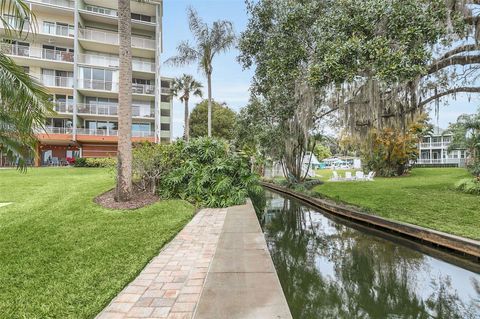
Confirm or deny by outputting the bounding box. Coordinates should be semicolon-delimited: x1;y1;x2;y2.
189;100;236;140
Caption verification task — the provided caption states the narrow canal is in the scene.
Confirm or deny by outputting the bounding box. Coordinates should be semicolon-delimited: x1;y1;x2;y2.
253;190;480;319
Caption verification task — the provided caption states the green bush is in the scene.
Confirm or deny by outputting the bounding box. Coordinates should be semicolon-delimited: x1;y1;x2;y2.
454;178;480;195
468;161;480;177
140;137;261;208
74;157;116;168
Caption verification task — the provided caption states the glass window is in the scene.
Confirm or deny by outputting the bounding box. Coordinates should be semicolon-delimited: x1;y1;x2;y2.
43;22;55;34
161;95;170;102
160;109;170;117
160;123;170;131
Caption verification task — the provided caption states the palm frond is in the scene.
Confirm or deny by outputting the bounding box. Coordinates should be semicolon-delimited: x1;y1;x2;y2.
0;0;37;38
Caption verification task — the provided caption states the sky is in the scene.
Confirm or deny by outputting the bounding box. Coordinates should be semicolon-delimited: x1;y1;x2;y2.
161;0;479;139
161;0;253;138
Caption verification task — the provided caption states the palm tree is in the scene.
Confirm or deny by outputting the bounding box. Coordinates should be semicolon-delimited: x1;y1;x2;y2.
166;8;235;137
171;74;203;141
116;0;133;201
0;0;52;170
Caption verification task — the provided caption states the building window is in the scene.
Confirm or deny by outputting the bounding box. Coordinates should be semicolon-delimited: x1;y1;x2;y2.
132;123;151;132
161;80;170;88
161;95;170;102
160;109;170;117
160;123;170;131
131;13;152;22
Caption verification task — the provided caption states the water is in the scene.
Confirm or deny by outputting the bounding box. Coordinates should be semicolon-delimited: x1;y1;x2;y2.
253;190;480;319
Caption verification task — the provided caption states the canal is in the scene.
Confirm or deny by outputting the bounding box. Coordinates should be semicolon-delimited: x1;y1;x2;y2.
253;190;480;319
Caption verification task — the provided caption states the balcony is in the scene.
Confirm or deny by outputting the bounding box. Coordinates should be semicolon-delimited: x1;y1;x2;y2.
77;103;117;116
42;25;74;38
78;79;117;92
419;141;451;149
83;5;156;24
29;0;75;8
1;43;74;62
76;128;154;138
417;158;465;165
78;28;155;50
36;74;74;88
42;126;73;134
132;83;155;95
77;53;155;72
54;102;74;113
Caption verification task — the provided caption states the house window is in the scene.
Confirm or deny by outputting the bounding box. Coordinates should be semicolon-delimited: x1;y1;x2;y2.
160;123;170;131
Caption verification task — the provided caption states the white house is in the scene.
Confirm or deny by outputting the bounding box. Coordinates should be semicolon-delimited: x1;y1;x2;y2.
417;127;467;167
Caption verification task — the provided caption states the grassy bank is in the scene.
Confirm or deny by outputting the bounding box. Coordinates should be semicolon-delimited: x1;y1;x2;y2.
0;168;194;318
310;168;479;240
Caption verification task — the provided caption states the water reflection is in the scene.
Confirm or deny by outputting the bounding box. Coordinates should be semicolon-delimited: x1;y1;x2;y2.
255;191;480;319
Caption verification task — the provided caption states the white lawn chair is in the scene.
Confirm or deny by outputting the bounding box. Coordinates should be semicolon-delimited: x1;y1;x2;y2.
355;171;365;180
330;171;340;181
366;171;376;181
345;171;354;181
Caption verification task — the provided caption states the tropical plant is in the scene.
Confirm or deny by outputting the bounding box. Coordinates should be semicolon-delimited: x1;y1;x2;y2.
0;0;52;170
189;100;236;140
158;137;261;208
74;157;116;168
454;178;480;195
116;0;133;201
447;109;480;175
171;74;203;141
166;8;235;137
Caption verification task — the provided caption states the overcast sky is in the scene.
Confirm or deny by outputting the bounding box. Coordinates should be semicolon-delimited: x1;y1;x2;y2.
161;0;479;138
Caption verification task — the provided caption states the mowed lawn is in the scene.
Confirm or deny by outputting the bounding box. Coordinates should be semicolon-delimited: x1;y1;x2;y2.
0;168;194;318
312;168;480;240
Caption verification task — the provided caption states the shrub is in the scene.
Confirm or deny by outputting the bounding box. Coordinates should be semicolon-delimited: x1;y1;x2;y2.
468;161;480;177
454;178;480;195
154;137;261;208
74;157;116;168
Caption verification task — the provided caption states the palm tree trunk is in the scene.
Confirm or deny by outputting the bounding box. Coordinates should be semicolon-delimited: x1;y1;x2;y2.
116;0;132;201
207;72;212;137
184;98;189;141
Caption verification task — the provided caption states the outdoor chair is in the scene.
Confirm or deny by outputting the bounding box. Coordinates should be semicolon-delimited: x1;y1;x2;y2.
355;171;365;180
330;171;341;181
366;171;376;181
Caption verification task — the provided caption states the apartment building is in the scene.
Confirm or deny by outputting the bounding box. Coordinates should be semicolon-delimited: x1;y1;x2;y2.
0;0;172;166
417;127;467;167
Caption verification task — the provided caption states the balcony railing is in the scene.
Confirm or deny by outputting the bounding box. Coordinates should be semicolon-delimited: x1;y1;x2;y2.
77;53;155;72
0;43;74;62
419;141;451;148
417;158;464;165
77;128;118;136
30;0;75;8
42;25;74;37
42;126;73;134
132;83;155;95
36;74;74;88
54;102;74;113
132;131;155;138
83;5;156;23
78;28;155;50
78;79;117;91
77;103;117;116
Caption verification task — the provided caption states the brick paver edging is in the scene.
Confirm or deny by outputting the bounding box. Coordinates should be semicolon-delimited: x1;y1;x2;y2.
97;208;227;319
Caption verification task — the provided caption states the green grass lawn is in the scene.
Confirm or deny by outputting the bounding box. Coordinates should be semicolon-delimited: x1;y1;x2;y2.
311;168;480;240
0;168;194;318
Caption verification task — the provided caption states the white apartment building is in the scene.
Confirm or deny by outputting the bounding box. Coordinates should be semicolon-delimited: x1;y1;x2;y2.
417;127;467;167
0;0;172;166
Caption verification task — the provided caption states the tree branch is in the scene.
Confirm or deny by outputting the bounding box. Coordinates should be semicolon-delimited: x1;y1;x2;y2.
418;87;480;108
439;44;480;60
428;54;480;74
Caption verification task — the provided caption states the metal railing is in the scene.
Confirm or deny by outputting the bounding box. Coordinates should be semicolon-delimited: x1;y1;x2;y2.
41;126;73;134
42;24;74;37
132;83;155;95
77;53;154;72
78;79;117;91
30;0;75;8
78;28;155;50
76;128;118;136
83;5;156;23
1;43;74;62
77;103;117;116
54;102;74;113
132;130;155;137
36;74;74;88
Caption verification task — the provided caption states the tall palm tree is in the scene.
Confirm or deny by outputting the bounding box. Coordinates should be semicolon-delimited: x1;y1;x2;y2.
166;8;235;137
116;0;133;201
171;74;203;141
0;0;52;170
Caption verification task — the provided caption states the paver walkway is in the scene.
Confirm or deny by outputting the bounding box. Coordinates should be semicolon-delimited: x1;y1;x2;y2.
97;208;227;319
97;202;291;319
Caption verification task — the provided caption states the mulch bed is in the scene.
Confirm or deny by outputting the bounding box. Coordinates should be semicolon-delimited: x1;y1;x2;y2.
95;186;159;210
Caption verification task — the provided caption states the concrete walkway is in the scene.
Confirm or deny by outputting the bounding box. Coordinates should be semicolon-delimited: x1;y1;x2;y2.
97;202;291;319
